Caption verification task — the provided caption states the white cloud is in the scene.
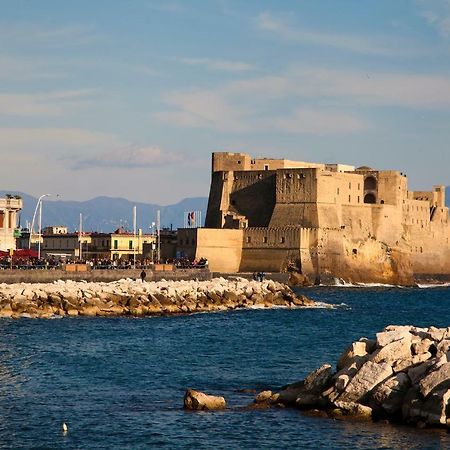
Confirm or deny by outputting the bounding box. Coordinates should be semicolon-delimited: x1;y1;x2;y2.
147;2;185;14
154;89;253;132
0;127;119;150
0;89;97;117
417;0;450;37
73;146;183;169
154;65;450;135
227;67;450;109
256;11;393;55
0;23;100;47
271;108;367;135
179;57;255;72
0;54;68;80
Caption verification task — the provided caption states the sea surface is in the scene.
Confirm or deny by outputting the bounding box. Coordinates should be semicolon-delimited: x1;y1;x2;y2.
1;286;450;449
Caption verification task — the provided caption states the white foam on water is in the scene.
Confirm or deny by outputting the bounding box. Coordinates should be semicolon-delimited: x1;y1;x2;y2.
417;282;450;289
327;278;402;289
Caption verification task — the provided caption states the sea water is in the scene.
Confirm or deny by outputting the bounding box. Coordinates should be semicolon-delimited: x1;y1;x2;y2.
0;286;450;449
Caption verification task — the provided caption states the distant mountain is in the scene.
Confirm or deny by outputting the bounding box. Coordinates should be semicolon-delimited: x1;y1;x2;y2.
447;187;450;207
0;191;208;232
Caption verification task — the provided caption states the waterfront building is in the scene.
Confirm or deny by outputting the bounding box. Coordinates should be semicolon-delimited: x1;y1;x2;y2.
41;227;155;260
178;152;450;284
0;196;22;252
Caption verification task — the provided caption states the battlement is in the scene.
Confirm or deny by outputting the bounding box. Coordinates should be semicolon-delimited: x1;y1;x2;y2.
212;152;325;173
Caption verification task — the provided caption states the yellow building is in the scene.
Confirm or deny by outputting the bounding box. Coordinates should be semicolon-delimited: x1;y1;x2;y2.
42;227;155;260
0;196;22;252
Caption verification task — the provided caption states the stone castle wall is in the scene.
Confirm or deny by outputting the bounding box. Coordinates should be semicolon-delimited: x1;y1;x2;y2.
196;153;450;282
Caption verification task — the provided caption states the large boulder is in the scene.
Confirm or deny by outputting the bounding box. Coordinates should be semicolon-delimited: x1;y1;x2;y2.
369;372;411;415
337;341;370;371
183;389;226;411
419;361;450;398
337;361;393;403
371;334;412;364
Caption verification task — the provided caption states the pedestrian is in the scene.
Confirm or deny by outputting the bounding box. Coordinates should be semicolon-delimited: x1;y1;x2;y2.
140;269;146;283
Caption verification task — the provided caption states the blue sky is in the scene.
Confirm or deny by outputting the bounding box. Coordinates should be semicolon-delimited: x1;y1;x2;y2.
1;0;450;204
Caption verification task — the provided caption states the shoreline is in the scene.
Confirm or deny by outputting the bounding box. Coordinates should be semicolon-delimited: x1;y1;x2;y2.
0;277;322;319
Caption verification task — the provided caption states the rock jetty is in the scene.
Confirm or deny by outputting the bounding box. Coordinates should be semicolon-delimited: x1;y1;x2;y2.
255;325;450;429
0;277;318;319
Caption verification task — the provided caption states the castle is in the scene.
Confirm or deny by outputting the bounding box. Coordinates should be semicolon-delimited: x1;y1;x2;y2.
177;152;450;284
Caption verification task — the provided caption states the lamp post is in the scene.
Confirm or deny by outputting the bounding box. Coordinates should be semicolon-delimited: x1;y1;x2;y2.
133;206;137;269
29;194;52;259
150;222;156;263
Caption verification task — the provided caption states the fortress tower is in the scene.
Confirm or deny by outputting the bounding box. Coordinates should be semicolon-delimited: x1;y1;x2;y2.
178;153;450;284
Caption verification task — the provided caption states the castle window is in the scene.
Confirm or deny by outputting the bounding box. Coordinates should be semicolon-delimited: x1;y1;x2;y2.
358;196;360;203
237;160;241;164
358;183;360;190
364;176;377;191
337;188;340;195
349;182;352;189
280;237;285;244
263;236;268;244
364;193;376;204
247;236;251;243
348;195;351;203
352;249;358;255
380;200;385;204
264;165;269;171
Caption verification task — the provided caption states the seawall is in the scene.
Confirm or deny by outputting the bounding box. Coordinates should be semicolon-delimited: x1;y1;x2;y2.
0;269;212;284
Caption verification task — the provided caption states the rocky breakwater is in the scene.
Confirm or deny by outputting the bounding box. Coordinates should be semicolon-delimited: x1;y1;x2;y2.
0;277;319;319
255;325;450;429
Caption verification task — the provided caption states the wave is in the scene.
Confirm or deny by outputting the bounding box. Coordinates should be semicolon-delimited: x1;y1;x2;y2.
327;278;403;289
417;282;450;289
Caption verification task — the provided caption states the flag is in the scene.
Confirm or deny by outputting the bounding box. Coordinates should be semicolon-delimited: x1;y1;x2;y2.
188;211;195;226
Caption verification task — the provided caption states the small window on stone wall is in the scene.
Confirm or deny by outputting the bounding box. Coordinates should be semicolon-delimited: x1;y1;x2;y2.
280;237;285;244
353;249;358;255
263;236;268;243
247;236;251;243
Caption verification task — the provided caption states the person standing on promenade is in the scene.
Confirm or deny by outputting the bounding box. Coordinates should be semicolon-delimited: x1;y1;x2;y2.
140;270;146;283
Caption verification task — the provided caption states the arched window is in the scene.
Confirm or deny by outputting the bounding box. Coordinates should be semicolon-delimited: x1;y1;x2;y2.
364;193;376;204
364;176;377;191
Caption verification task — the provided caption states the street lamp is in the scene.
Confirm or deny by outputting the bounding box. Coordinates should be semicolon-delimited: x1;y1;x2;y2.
150;222;156;263
29;194;54;259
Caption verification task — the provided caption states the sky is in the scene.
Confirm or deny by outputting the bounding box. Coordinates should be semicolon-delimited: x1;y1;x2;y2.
1;0;450;204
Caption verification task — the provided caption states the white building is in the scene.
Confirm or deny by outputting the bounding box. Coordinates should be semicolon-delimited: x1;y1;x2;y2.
0;196;23;251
